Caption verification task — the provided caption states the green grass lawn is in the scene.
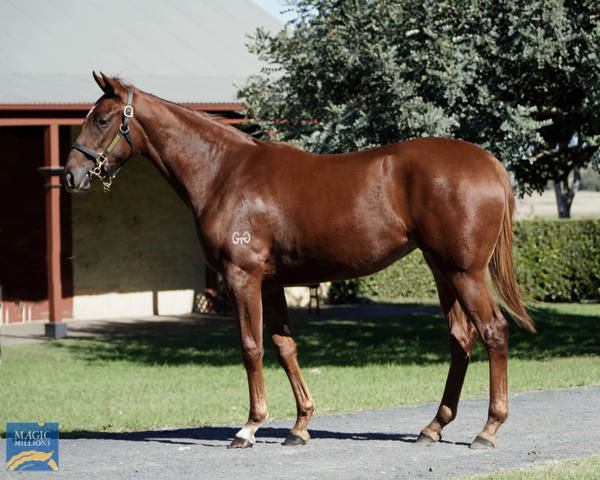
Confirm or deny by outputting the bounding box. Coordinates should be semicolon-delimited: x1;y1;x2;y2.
457;456;600;480
0;302;598;435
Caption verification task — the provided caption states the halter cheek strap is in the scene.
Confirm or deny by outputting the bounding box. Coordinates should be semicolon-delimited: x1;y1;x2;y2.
72;89;135;192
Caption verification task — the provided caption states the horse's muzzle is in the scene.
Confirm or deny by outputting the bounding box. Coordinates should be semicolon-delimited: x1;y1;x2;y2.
63;166;91;192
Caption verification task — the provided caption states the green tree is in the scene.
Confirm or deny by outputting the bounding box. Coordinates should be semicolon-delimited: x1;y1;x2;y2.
239;0;600;217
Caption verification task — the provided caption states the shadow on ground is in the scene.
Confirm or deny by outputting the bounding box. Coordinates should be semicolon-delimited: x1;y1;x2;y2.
49;303;600;367
60;426;426;446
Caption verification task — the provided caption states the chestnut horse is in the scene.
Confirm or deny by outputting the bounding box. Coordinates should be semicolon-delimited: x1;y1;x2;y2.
64;73;534;450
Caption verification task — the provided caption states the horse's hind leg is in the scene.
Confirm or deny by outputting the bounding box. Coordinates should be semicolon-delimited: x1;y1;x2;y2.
263;285;314;446
418;267;478;444
445;270;509;449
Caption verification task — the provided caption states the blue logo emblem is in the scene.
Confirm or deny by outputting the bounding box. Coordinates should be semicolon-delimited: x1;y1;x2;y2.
6;423;59;471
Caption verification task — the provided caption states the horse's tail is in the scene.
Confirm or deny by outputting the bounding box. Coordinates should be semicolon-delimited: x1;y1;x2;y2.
488;160;536;333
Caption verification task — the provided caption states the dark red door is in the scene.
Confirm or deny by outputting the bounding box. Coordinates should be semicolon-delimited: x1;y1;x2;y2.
0;126;72;323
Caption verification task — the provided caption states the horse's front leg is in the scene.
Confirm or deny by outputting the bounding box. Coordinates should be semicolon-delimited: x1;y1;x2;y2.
263;285;314;446
225;265;268;449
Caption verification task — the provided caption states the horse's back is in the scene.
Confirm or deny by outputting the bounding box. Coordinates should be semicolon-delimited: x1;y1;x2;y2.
257;137;506;231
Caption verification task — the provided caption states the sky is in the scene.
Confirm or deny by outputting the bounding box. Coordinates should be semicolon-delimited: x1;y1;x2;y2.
251;0;297;24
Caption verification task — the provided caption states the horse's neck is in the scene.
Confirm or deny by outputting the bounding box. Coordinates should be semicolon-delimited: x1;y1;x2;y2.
135;91;256;213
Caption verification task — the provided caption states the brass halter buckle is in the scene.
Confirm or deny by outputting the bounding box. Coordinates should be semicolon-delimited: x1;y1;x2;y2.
89;154;113;192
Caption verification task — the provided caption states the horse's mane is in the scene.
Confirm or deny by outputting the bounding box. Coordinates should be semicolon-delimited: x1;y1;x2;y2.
111;77;259;146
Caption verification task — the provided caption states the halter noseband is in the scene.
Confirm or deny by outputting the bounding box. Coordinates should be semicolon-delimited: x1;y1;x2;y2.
72;89;135;192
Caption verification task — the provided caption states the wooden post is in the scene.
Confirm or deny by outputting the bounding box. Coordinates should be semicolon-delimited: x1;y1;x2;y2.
44;123;67;337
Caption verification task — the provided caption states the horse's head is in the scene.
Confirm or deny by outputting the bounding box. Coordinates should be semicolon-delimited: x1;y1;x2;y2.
64;72;138;192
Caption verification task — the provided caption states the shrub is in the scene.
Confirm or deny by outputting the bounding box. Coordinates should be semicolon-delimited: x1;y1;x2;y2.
327;220;600;304
358;251;437;300
513;220;600;302
327;279;360;304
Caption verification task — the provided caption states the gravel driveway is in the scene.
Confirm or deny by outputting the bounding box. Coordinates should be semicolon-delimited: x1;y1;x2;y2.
3;386;596;479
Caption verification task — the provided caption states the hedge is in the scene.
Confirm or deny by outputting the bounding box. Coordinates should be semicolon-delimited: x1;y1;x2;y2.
513;220;600;302
328;220;600;303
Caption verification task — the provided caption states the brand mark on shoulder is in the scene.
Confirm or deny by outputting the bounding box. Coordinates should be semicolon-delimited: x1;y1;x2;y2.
232;231;251;245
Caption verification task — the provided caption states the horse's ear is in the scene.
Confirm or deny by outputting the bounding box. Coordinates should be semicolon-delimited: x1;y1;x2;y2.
92;71;119;97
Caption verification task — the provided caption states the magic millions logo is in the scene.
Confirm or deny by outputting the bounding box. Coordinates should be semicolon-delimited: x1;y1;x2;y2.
6;423;59;471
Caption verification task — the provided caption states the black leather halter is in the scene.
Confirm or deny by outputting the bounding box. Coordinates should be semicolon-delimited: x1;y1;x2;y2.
72;89;135;191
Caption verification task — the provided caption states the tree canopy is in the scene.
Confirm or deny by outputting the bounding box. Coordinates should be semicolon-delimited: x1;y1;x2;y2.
239;0;600;197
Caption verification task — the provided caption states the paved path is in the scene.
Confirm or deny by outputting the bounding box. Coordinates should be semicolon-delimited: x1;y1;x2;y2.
2;387;597;479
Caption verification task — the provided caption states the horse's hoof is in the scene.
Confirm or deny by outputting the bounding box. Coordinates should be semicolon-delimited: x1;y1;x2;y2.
227;437;253;449
416;432;440;444
469;435;495;449
283;433;308;446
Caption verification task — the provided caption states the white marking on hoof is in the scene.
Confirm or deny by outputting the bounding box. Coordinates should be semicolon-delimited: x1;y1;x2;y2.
235;425;257;444
235;413;267;444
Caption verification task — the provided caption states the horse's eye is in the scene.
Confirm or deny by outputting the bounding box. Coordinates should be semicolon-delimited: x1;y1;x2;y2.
94;116;109;127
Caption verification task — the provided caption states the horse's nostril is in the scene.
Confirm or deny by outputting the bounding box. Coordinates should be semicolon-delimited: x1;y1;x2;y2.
65;171;74;189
